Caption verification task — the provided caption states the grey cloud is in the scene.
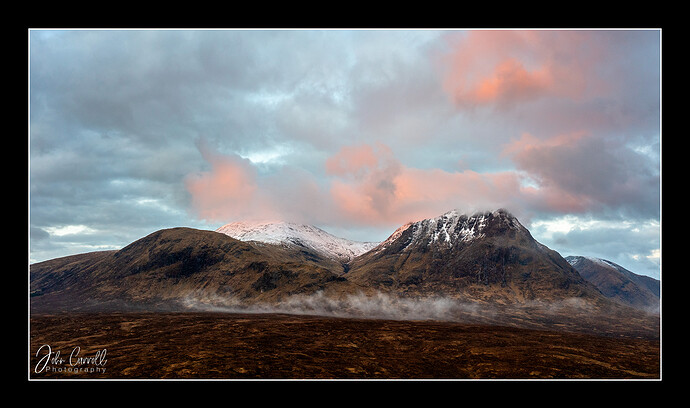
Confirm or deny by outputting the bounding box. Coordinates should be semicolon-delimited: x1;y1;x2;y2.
512;136;660;219
30;227;49;241
29;29;660;277
31;30;308;146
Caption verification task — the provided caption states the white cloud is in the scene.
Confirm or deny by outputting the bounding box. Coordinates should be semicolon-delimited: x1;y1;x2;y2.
238;144;294;166
44;224;97;237
646;248;661;263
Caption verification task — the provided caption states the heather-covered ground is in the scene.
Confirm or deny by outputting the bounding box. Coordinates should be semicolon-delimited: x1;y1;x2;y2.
29;312;660;379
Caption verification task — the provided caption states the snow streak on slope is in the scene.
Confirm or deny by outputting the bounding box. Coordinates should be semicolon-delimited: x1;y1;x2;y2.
216;221;379;262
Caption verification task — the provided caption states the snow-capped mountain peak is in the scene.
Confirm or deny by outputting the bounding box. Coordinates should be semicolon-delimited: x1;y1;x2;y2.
215;221;379;262
374;209;524;252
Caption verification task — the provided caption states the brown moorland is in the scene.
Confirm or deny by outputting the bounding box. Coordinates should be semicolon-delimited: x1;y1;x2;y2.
29;312;660;380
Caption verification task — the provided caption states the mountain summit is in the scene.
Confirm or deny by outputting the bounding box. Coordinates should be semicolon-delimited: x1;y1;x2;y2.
373;209;527;253
348;209;601;302
216;221;379;262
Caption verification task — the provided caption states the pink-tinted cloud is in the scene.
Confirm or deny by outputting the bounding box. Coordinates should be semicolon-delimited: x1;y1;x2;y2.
502;131;658;217
325;143;382;178
468;58;553;105
394;168;527;221
502;131;590;156
185;141;343;225
186;141;534;227
327;143;403;224
186;134;657;229
326;143;530;226
325;137;654;226
441;30;603;108
502;131;600;213
184;140;276;222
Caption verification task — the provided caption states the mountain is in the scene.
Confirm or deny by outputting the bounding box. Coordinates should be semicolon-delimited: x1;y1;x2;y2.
32;209;646;315
346;209;604;303
565;256;660;311
30;227;365;313
216;221;378;263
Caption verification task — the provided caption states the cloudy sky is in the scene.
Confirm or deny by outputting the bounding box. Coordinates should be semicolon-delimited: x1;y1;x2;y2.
29;29;661;278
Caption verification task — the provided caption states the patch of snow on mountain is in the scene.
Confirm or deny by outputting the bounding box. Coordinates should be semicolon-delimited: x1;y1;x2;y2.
375;222;414;252
424;210;492;246
583;256;620;271
378;209;512;251
568;256;621;272
216;221;379;261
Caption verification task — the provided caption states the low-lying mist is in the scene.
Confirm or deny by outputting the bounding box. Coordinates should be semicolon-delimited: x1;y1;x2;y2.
175;289;661;339
177;290;652;332
182;291;490;322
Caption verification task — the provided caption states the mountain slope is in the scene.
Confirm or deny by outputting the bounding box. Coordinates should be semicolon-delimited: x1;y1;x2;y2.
216;221;378;262
565;256;660;311
347;209;604;303
31;210;646;312
30;228;364;312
